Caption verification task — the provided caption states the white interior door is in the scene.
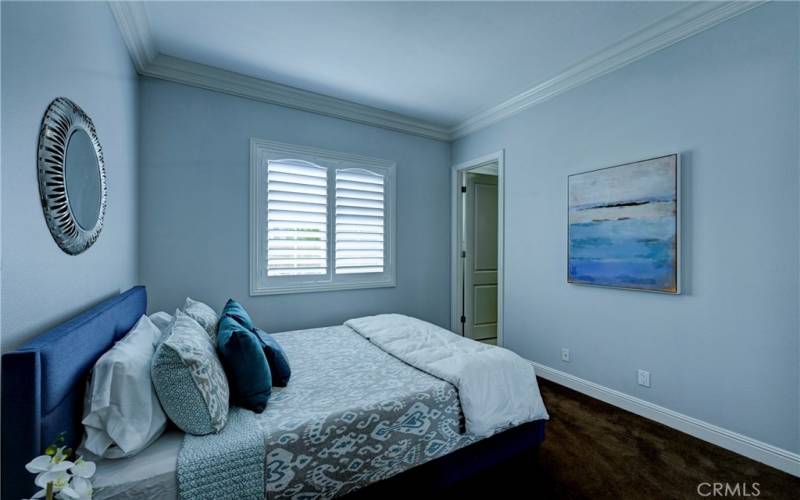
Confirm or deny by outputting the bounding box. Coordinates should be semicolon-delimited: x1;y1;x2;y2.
463;172;498;342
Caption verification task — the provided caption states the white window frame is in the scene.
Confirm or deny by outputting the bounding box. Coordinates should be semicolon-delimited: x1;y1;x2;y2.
250;138;397;295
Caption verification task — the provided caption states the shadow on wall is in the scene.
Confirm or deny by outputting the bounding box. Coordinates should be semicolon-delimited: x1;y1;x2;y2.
680;150;693;296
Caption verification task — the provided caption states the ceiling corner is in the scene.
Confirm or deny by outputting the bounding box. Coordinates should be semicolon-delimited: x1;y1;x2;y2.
108;1;157;73
106;0;766;143
449;0;768;139
106;1;450;141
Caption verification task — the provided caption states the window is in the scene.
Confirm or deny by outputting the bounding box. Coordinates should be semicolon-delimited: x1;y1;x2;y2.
251;139;396;295
335;169;385;274
266;160;328;277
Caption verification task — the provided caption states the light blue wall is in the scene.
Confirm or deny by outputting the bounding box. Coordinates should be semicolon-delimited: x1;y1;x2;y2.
1;2;139;352
138;78;452;333
453;3;799;453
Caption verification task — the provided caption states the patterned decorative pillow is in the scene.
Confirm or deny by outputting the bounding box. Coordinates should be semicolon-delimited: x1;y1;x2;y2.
182;297;219;340
151;310;229;435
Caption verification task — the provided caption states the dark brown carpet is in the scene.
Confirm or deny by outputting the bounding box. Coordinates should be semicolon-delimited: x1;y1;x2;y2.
450;378;799;499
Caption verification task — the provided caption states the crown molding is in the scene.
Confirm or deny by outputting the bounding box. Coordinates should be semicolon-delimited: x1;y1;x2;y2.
107;1;450;141
109;1;765;142
449;1;767;139
107;1;156;73
142;54;452;141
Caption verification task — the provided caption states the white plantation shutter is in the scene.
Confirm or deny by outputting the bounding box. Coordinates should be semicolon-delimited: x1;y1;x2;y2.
251;139;395;295
335;169;385;274
266;160;328;276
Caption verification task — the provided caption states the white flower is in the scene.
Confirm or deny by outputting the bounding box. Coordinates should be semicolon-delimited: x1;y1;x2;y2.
60;476;93;500
52;447;69;463
51;447;74;468
25;455;54;474
69;458;96;479
35;470;71;490
26;447;94;500
33;469;73;498
26;454;73;475
31;488;52;499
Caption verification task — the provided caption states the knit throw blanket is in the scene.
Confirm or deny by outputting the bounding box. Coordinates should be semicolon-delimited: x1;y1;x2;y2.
177;408;265;500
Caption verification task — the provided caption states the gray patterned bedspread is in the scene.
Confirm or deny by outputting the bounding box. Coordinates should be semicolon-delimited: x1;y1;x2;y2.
260;325;478;498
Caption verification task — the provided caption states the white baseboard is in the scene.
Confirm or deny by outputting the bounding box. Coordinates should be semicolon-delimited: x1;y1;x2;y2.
530;361;800;477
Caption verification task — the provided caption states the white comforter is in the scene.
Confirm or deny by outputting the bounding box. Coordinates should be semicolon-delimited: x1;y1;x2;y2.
345;314;549;437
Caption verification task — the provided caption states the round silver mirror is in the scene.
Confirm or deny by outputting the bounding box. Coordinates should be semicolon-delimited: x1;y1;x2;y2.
64;129;102;230
38;97;107;255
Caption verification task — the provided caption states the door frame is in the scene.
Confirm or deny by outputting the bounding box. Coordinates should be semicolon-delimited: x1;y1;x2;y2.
450;150;505;346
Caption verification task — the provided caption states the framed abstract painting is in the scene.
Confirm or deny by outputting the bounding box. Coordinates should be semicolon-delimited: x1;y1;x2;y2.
568;154;680;294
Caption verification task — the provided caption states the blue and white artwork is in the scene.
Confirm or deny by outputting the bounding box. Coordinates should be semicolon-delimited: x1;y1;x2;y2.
568;155;679;293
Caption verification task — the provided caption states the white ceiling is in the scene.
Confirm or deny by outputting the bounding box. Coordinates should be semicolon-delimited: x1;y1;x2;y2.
142;1;689;128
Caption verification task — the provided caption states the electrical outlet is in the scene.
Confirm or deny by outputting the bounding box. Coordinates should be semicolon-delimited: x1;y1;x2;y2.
561;348;570;363
638;369;651;388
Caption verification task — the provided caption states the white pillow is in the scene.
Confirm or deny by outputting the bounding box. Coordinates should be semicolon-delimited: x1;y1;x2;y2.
82;315;167;458
182;297;219;339
149;311;173;337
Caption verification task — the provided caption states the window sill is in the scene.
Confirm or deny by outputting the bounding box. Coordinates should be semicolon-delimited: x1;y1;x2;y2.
249;279;397;296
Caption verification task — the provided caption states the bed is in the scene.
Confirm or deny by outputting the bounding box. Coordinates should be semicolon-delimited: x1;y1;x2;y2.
2;287;547;499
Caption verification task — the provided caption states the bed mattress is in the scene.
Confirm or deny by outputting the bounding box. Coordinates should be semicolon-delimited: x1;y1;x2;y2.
95;325;477;499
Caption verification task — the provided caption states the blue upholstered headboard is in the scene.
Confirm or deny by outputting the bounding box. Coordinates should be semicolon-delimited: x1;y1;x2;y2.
1;286;146;499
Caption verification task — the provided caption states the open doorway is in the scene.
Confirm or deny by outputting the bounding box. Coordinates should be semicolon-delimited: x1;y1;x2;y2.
451;151;504;346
